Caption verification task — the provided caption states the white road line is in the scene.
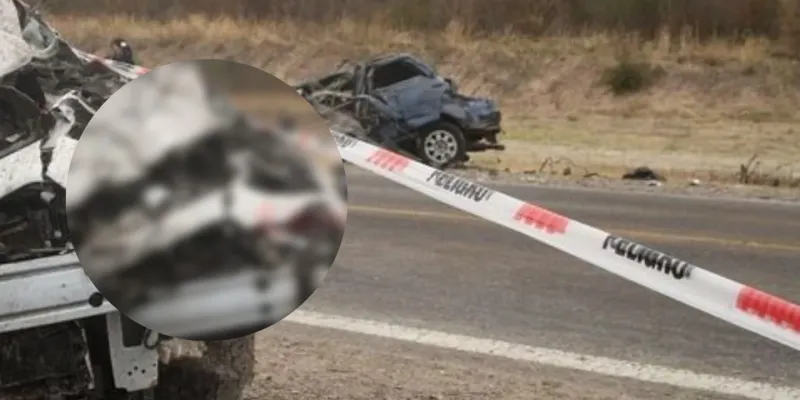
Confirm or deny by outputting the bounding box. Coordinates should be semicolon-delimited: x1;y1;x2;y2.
285;310;800;400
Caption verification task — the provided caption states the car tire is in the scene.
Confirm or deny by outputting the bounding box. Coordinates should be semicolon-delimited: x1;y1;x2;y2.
155;335;256;400
416;121;467;169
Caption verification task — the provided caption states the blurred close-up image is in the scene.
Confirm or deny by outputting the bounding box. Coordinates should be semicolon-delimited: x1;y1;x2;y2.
65;59;347;341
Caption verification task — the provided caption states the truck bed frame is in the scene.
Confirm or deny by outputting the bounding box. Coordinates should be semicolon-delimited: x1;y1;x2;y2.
0;254;159;397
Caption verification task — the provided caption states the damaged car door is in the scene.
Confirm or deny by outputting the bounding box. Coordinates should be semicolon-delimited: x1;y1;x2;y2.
371;75;445;129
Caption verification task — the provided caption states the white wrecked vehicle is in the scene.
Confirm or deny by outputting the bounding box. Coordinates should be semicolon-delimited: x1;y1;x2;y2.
0;1;345;399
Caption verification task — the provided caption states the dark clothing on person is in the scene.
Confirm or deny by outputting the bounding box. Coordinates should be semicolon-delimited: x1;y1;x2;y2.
107;38;135;65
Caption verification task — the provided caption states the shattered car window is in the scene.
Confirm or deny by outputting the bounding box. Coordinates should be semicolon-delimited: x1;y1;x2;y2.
373;64;418;88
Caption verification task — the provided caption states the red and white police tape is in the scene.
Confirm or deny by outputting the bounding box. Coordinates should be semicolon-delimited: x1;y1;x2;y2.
72;48;151;79
97;55;800;352
330;130;800;353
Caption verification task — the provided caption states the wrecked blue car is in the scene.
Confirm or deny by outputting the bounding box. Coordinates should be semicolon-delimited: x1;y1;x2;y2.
295;53;504;168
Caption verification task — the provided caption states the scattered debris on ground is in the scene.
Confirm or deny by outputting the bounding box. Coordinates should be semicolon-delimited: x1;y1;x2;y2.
622;166;665;182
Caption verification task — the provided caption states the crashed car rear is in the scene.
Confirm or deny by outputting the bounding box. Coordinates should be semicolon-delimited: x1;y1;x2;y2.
295;53;505;168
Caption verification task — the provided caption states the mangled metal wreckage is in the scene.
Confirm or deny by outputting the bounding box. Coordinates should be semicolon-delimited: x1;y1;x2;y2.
295;53;505;169
0;1;345;399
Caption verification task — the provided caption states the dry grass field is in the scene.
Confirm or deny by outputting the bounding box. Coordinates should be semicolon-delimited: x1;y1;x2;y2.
45;0;800;186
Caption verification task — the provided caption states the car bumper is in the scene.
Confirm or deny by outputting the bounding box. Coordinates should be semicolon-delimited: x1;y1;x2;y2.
465;108;502;133
463;110;505;151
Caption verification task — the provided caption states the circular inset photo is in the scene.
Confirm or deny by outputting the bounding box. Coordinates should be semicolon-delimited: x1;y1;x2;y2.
65;59;347;341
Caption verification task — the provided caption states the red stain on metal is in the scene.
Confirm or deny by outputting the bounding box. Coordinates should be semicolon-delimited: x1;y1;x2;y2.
256;202;274;232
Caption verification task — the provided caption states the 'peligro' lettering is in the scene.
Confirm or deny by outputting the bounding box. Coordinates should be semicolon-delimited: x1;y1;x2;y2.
602;235;693;280
426;171;494;203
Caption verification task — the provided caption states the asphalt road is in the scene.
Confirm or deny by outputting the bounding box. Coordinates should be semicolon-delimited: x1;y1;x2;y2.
252;167;800;400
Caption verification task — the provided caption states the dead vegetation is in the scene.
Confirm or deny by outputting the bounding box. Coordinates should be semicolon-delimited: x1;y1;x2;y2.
43;0;800;46
42;0;800;188
737;154;800;187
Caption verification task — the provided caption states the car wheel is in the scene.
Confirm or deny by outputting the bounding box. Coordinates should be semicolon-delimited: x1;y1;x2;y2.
155;335;256;400
417;121;467;169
